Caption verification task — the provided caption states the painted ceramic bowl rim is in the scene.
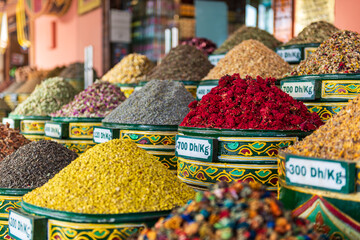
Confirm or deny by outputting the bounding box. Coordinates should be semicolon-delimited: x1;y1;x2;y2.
21;201;172;223
8;114;51;120
139;80;200;85
102;122;178;131
178;126;313;138
278;150;357;164
199;79;219;84
0;188;32;196
276;42;321;49
114;83;138;87
51;117;103;123
64;77;84;81
281;73;360;81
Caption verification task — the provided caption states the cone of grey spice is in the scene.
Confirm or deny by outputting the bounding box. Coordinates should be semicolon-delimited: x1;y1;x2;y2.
103;80;195;125
0;140;77;189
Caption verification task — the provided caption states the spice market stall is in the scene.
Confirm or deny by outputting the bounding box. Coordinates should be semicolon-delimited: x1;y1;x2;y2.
45;81;126;154
177;74;323;191
94;80;194;173
281;30;360;122
8;140;195;240
278;94;360;239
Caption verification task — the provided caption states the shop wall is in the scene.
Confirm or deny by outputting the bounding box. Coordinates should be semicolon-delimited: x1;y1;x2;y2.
34;0;103;75
335;0;360;33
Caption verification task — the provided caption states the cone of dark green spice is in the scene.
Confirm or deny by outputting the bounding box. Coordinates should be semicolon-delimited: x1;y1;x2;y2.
0;140;78;189
146;45;213;81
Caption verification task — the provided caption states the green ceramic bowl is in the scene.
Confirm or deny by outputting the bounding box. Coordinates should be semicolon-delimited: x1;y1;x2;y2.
176;126;313;191
20;201;171;240
280;73;360;101
278;151;360;239
0;188;32;239
276;43;320;64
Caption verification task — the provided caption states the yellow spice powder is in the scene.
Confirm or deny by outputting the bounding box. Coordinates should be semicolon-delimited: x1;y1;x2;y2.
102;54;155;84
23;139;195;214
286;96;360;161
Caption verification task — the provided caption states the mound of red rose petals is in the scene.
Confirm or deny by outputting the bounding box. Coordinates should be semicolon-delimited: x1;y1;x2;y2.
180;74;324;131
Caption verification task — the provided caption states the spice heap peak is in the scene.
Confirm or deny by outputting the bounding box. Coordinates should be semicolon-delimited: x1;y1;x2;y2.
213;26;282;54
181;74;323;131
286;95;360;161
284;21;339;46
52;80;126;118
0;140;77;189
146;45;213;81
204;40;291;80
11;77;77;116
291;30;360;76
103;80;194;126
23;139;195;214
0;123;30;161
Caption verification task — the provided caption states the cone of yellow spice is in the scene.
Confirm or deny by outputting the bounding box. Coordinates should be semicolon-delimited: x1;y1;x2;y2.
23;139;195;214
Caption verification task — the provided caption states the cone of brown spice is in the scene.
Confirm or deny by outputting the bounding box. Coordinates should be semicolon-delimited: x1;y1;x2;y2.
204;40;291;80
0;123;30;162
146;45;213;81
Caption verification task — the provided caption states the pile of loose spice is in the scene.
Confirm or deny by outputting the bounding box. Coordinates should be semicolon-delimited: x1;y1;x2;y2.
204;40;291;80
59;62;85;79
0;123;30;162
102;54;155;84
286;95;360;160
0;140;77;189
182;74;323;131
51;81;126;118
138;181;326;240
103;80;194;125
213;26;282;54
180;37;217;56
146;45;213;81
23;139;195;214
284;21;339;46
291;30;360;76
11;77;77;116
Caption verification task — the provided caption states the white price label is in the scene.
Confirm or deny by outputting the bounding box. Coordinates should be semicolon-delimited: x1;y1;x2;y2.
286;157;347;191
93;128;112;143
277;48;302;62
281;80;315;100
9;211;33;240
196;85;216;100
45;123;62;138
175;135;216;162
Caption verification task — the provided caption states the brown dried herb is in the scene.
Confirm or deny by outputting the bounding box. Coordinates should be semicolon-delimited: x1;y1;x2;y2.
146;45;213;81
204;40;291;80
291;30;360;76
0;123;30;161
284;21;339;46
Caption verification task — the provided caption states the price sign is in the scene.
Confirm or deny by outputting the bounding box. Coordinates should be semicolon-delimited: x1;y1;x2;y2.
175;135;217;162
